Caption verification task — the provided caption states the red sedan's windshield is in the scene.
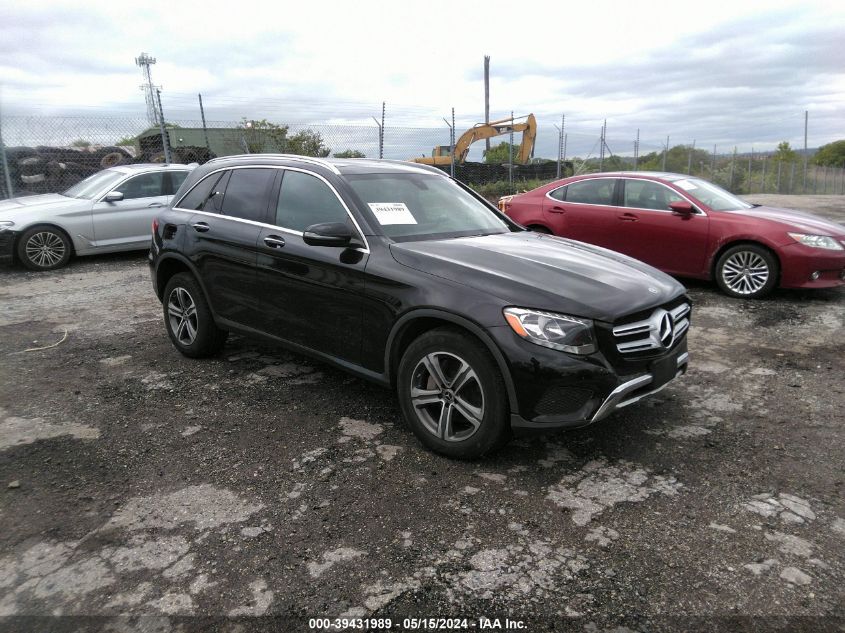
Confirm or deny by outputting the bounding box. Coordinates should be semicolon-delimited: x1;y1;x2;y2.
672;177;753;211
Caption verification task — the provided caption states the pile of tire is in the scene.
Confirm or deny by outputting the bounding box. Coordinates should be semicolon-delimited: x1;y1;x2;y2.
140;146;215;165
5;146;134;196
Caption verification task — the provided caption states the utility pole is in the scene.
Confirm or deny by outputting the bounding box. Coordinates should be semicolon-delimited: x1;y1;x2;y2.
443;111;455;178
554;114;565;179
633;129;640;170
135;52;159;127
0;92;13;199
509;110;514;190
156;89;172;164
598;121;606;171
712;144;717;173
662;135;669;171
198;94;210;151
483;55;491;154
380;101;385;159
803;110;808;192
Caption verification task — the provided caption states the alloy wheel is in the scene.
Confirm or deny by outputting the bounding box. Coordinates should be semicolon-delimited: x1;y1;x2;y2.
25;231;66;268
409;351;485;442
721;251;770;295
167;287;198;346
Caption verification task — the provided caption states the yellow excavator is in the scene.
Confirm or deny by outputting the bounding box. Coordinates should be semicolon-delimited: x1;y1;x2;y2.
412;113;537;166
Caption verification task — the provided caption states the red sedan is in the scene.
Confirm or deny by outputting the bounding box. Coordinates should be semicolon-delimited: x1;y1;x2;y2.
500;172;845;298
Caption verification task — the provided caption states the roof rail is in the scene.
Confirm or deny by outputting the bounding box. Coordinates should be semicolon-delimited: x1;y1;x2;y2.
203;154;341;175
377;160;449;177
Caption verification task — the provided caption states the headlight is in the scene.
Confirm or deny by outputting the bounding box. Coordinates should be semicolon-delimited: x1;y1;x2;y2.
0;221;14;233
503;307;596;354
787;233;844;251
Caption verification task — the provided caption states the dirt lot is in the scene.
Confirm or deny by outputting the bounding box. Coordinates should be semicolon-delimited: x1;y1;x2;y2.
1;195;843;632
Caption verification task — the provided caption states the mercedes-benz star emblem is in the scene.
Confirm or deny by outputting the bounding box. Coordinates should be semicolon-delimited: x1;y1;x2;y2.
658;312;675;348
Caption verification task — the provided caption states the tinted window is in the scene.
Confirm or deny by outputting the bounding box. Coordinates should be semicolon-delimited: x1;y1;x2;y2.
623;179;683;211
164;171;190;195
220;169;273;222
565;179;616;206
177;171;226;210
548;186;566;201
114;172;164;200
275;170;348;232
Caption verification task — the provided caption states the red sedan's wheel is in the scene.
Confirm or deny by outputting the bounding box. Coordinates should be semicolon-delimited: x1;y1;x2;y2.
715;244;779;299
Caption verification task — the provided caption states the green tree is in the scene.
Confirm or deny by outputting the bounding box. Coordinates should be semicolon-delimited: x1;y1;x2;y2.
238;118;289;153
286;130;331;157
639;144;710;173
484;141;521;164
333;149;366;158
71;139;91;148
812;140;845;167
773;141;799;163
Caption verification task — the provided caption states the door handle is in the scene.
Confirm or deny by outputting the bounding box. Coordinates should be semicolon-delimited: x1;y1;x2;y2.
549;206;566;214
147;202;165;208
263;235;286;249
191;222;210;233
618;213;639;222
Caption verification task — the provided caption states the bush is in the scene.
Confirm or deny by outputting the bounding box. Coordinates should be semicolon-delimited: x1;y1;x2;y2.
469;178;554;201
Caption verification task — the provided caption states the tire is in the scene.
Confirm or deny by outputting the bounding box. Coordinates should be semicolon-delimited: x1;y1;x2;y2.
99;151;128;168
16;225;72;271
397;327;511;459
162;273;228;358
715;244;779;299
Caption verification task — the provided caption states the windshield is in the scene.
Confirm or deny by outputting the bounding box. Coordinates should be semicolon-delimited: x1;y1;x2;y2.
62;169;125;199
346;173;510;240
674;177;753;211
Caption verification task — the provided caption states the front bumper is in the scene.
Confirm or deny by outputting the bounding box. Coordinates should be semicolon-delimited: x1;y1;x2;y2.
778;242;845;289
0;231;15;265
487;324;689;431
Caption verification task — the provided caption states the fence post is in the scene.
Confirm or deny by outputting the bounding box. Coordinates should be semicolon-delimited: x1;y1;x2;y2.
380;101;385;159
198;93;211;151
711;144;716;174
634;129;640;170
747;149;753;193
761;155;767;193
508;111;514;191
662;135;669;171
156;89;172;163
563;133;567;170
776;160;782;193
730;147;736;192
789;162;795;194
0;97;13;200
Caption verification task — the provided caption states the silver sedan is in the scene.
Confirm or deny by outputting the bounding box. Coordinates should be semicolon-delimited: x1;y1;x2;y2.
0;163;193;270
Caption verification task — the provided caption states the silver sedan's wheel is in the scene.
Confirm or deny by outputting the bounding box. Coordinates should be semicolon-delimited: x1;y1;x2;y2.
17;226;72;271
715;244;779;299
720;251;770;295
167;287;198;346
409;351;485;442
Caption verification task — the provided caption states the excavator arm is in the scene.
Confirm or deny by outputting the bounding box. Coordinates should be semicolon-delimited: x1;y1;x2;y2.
412;114;537;166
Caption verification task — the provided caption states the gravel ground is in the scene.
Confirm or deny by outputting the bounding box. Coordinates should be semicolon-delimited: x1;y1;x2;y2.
1;195;843;633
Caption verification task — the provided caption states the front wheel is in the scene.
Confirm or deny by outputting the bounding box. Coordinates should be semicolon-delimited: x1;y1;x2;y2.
162;273;228;357
715;244;779;299
17;225;72;270
397;327;510;459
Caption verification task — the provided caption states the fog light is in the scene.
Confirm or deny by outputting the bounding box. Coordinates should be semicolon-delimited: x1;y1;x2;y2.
810;271;821;280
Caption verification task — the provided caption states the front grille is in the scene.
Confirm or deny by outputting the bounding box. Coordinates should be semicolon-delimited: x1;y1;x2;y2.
612;303;690;355
534;386;593;416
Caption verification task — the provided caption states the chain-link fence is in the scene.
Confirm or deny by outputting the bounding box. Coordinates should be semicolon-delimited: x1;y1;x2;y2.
1;112;843;200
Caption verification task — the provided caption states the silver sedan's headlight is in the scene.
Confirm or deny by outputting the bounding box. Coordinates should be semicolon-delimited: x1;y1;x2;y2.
787;233;844;251
0;221;14;233
503;307;596;354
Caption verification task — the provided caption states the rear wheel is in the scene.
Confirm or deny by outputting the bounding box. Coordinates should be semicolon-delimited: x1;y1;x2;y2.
715;244;778;299
162;273;228;357
397;327;510;459
17;225;72;270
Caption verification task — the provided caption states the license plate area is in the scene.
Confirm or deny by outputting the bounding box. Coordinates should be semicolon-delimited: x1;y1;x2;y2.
649;353;677;388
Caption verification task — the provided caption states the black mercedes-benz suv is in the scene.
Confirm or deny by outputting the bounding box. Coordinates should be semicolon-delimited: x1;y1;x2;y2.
149;155;690;458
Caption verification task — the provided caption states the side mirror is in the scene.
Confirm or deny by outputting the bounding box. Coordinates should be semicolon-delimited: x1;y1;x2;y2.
669;200;694;215
303;222;354;247
104;191;124;203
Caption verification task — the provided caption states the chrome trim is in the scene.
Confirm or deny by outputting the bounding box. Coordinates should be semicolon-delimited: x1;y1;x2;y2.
591;352;689;423
203;154;342;175
173;165;369;253
612;303;690;354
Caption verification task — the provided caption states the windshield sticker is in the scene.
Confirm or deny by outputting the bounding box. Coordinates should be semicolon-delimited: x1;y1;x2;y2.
368;202;418;225
674;179;696;191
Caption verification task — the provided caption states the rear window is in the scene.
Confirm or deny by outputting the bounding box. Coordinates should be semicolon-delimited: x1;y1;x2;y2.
220;168;274;222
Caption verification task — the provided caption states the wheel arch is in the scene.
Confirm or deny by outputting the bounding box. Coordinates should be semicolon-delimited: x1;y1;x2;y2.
15;222;76;257
154;253;205;302
709;239;782;282
385;309;518;414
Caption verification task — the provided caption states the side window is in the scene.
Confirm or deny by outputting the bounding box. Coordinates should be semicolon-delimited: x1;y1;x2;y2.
275;171;349;232
565;179;616;206
220;169;275;222
178;171;227;211
164;171;190;195
623;180;683;211
113;172;164;200
548;186;567;201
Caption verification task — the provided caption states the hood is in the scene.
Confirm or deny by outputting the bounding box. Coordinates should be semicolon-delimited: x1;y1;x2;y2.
390;232;686;322
726;205;845;237
0;194;92;224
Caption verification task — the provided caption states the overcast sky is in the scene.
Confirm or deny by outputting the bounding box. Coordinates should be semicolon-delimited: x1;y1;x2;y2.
2;0;844;159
